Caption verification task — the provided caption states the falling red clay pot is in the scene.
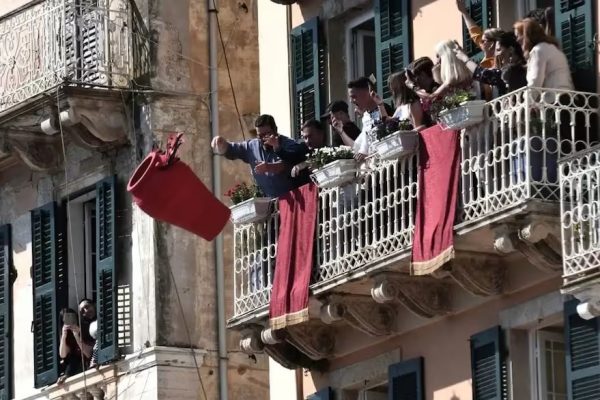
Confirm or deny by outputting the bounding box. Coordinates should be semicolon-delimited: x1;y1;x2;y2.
127;134;230;241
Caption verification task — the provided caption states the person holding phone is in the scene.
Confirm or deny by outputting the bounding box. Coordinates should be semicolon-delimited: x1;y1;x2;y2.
57;308;92;384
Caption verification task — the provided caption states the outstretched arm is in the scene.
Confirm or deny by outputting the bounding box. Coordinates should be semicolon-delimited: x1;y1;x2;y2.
211;136;251;163
456;0;483;47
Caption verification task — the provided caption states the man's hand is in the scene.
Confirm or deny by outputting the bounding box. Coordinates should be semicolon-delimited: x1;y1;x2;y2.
331;116;344;135
255;161;286;175
254;161;269;175
264;134;280;150
291;162;308;177
211;136;228;155
62;325;71;335
455;0;467;14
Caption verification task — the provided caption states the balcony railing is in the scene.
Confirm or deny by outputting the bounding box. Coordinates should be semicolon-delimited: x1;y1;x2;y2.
0;0;149;113
560;145;600;287
230;87;600;322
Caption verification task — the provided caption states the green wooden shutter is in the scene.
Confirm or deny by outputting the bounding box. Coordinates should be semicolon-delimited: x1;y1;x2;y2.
0;225;13;400
554;0;596;92
96;176;118;364
307;387;332;400
388;357;424;400
470;326;507;400
375;0;411;103
564;299;600;399
291;17;326;136
31;202;66;387
462;0;494;62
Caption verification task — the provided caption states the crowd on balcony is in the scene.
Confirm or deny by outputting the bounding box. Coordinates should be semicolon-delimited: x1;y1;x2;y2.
57;299;98;384
212;3;574;201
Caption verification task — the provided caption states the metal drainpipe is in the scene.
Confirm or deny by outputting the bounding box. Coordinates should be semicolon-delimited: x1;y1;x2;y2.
208;0;228;399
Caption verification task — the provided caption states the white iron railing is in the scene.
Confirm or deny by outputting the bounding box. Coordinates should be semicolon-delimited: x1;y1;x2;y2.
233;209;279;317
0;0;149;113
459;87;599;225
560;145;600;285
314;156;417;286
232;156;418;317
231;87;600;320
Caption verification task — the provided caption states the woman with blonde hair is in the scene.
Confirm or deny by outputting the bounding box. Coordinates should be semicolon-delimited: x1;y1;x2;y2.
513;18;573;89
427;39;478;100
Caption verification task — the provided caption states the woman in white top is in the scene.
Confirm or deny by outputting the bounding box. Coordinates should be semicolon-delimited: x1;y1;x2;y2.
513;18;574;90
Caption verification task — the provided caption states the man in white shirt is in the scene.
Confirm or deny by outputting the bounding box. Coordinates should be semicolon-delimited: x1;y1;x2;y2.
347;77;383;161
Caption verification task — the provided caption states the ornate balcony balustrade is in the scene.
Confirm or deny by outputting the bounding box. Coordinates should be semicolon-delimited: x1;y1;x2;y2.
229;87;600;325
560;144;600;307
0;0;148;114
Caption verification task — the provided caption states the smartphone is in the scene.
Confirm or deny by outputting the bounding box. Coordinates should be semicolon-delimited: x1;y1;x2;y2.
63;312;78;326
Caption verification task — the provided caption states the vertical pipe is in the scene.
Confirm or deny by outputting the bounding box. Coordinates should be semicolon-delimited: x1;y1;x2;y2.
208;0;228;399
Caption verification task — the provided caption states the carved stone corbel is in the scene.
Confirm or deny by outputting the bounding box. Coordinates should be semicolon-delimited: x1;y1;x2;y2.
493;223;562;273
239;326;265;354
571;287;600;320
285;320;335;360
320;295;395;336
7;132;63;172
64;97;129;144
371;274;451;318
447;257;505;297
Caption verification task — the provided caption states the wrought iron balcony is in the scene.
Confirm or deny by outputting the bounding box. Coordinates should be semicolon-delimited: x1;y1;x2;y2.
228;87;600;329
560;144;600;297
0;0;147;113
0;0;149;171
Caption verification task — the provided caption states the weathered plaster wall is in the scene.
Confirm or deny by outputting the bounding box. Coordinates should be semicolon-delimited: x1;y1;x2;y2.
0;141;135;399
143;0;269;398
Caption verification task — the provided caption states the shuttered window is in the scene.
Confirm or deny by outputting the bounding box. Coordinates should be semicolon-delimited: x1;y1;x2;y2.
96;176;118;364
0;225;13;400
375;0;411;103
461;0;494;62
564;299;600;399
31;203;67;388
554;0;596;92
307;387;332;400
291;17;327;136
388;357;424;400
470;326;507;400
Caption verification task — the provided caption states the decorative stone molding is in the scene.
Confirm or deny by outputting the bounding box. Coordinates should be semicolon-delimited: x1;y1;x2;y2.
493;223;561;273
261;327;285;345
371;274;451;318
63;97;129;144
321;294;395;336
448;258;505;297
571;287;600;320
239;327;264;354
286;320;335;360
7;132;63;172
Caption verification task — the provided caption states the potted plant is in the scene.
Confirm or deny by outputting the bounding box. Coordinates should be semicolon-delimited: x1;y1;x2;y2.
225;182;272;224
308;146;357;188
371;118;419;161
434;89;486;130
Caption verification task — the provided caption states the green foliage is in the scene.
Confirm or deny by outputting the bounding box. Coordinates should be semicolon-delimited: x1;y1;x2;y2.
306;146;355;169
225;182;264;205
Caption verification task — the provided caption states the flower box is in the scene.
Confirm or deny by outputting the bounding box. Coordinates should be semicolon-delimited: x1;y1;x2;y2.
372;130;419;161
437;100;486;130
311;159;358;189
230;197;273;224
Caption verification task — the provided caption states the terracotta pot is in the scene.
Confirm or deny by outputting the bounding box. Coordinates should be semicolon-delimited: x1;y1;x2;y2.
127;150;230;241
